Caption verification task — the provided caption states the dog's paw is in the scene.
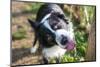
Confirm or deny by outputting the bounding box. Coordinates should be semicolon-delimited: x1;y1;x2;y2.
30;47;37;53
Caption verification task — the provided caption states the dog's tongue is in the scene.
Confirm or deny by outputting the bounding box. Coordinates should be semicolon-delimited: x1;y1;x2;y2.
65;41;75;51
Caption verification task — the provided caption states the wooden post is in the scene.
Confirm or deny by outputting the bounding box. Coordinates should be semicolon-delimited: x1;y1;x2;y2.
85;22;96;61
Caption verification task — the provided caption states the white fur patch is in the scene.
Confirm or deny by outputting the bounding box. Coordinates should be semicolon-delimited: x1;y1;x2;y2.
30;44;39;53
41;13;51;23
42;45;66;59
43;20;55;33
40;13;55;34
55;29;68;48
30;47;37;53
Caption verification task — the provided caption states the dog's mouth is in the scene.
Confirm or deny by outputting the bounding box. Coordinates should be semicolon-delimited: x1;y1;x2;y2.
55;29;75;51
60;35;75;51
64;40;75;51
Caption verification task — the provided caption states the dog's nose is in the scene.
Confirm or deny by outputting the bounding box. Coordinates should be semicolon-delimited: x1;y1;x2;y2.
61;35;68;45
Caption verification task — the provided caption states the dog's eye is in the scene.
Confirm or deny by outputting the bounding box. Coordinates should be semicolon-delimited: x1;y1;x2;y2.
54;25;62;30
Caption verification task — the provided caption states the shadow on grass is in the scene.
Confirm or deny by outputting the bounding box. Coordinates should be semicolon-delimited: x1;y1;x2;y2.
11;47;42;63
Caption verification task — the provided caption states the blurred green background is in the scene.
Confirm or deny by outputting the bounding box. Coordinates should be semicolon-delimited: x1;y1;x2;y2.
12;1;96;65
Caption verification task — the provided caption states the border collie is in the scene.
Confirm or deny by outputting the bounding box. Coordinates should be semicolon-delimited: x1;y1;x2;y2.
28;3;75;63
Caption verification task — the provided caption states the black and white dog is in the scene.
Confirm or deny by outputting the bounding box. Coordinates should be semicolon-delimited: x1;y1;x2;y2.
28;3;75;63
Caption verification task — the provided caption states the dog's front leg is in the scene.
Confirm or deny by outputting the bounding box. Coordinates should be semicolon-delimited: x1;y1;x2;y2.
55;57;60;63
43;57;48;64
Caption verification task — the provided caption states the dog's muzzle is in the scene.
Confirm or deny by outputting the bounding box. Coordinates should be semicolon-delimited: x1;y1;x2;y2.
55;29;75;51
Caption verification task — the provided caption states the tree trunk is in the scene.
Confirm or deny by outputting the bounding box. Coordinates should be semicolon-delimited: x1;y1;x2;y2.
85;22;96;61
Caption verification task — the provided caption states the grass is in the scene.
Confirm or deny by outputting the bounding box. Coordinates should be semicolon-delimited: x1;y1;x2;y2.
12;28;27;40
61;31;88;63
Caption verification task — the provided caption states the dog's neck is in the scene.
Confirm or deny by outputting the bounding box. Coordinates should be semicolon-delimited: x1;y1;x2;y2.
42;45;66;60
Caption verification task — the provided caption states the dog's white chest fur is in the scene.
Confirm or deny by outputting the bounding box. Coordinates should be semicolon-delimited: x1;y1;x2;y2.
42;45;66;59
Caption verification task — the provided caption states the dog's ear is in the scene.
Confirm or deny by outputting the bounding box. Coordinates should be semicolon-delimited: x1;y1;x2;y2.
28;19;39;29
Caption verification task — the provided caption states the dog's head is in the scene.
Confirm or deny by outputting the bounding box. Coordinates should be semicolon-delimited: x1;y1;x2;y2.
28;7;75;51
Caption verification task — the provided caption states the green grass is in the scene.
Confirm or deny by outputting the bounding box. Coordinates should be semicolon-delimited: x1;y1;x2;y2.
12;28;27;40
62;31;88;62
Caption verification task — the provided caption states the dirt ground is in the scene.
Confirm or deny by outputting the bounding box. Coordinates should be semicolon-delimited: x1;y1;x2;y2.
11;1;43;66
